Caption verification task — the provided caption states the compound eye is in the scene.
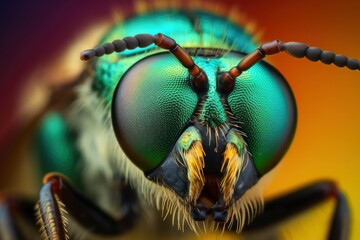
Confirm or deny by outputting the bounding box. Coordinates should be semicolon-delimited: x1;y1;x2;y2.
111;53;198;173
217;72;235;95
225;52;297;175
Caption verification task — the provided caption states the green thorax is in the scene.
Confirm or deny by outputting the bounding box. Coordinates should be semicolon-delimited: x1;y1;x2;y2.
93;10;257;102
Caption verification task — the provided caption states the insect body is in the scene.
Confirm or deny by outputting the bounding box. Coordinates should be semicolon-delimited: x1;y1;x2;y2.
1;9;359;240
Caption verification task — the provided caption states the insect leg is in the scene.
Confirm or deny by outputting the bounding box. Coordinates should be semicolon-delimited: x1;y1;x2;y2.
243;181;349;240
35;173;137;239
0;196;38;240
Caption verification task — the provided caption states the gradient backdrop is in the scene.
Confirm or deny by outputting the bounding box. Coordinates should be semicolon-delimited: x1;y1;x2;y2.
1;0;360;239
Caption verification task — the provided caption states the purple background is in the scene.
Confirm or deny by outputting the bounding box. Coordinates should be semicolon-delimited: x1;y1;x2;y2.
0;0;133;147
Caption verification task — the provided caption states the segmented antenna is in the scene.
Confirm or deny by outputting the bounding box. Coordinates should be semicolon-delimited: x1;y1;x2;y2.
225;40;360;80
81;34;359;94
80;33;207;86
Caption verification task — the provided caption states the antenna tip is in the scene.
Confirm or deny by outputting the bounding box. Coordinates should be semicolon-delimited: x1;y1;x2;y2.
80;50;95;61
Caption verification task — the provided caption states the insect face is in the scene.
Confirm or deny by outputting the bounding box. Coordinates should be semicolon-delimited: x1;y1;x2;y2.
111;49;296;222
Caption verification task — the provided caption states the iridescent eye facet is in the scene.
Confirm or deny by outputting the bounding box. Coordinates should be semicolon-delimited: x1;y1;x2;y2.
112;53;198;173
224;52;297;175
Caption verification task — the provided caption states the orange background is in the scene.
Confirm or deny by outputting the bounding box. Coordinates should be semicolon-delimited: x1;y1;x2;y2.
247;1;360;239
1;0;359;239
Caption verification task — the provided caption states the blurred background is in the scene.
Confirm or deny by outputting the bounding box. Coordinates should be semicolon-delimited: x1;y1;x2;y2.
1;0;360;239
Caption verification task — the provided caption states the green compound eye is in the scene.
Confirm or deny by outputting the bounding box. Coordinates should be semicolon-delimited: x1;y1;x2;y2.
224;52;297;175
112;52;198;173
